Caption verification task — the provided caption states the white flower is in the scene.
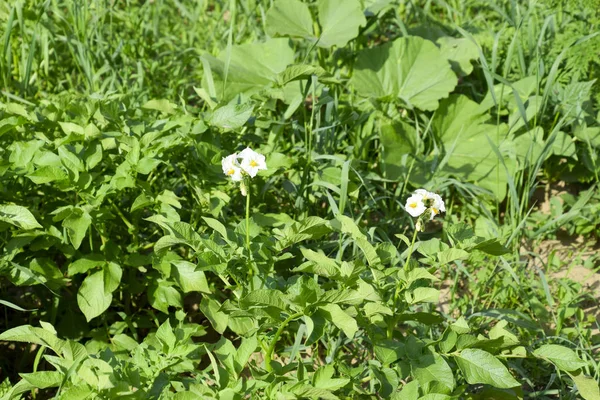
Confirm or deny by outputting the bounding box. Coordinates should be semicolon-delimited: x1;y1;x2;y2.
222;153;244;182
414;189;430;199
405;194;427;217
430;193;445;220
238;147;267;178
406;189;446;221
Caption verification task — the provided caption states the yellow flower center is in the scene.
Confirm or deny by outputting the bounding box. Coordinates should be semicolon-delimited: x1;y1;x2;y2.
250;160;258;167
409;202;418;208
432;208;439;214
227;168;235;175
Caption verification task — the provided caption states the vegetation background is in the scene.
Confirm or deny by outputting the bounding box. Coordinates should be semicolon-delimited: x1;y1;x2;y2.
0;0;599;399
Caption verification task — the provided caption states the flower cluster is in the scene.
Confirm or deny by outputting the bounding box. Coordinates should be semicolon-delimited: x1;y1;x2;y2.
221;147;267;182
405;189;445;222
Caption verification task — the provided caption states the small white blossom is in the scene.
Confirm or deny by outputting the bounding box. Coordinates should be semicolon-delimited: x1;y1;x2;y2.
429;193;446;220
222;153;244;182
239;147;267;178
414;189;430;199
405;189;446;221
405;194;427;217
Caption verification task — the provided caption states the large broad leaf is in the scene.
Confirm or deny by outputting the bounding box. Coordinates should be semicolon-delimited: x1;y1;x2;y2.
0;205;42;230
201;39;294;102
412;350;455;393
208;102;254;131
0;325;64;354
435;95;516;200
454;348;520;389
351;36;458;111
380;118;418;181
570;372;600;400
171;260;211;294
317;0;366;48
533;344;587;372
266;0;313;40
437;36;479;76
77;271;112;322
318;303;358;339
265;0;366;48
63;208;92;250
148;280;183;314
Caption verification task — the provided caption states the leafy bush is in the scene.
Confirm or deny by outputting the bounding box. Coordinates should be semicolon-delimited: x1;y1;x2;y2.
1;0;599;399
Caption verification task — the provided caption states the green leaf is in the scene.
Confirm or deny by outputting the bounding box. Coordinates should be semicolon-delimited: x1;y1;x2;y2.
277;65;326;86
201;39;294;102
148;280;183;314
241;289;288;310
437;248;469;264
406;287;439;304
380;118;417;180
332;215;380;265
266;0;314;40
135;157;161;175
454;348;520;389
451;316;471;334
437;36;479;76
0;325;63;354
27;166;68;184
395;380;419;400
352;36;458;111
68;254;104;276
58;122;84;136
171;260;211;294
574;126;600;148
0;205;42;230
58;146;84;174
402;268;439;285
313;364;350;390
374;340;405;365
234;335;258;375
103;262;122;293
142;99;178;115
318;303;357;339
296;248;339;278
156;319;176;351
85;142;103;169
317;0;366;48
77;271;112;322
570;372;600;400
0;299;36;312
63;208;92;250
412;350;455;393
208;102;254;131
200;298;228;334
19;371;62;389
533;344;587;372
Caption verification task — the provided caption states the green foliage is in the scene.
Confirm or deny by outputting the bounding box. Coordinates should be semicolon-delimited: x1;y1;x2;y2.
0;0;599;399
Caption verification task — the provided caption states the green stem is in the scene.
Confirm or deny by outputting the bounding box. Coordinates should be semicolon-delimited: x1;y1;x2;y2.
245;186;251;256
245;184;254;290
388;225;419;339
402;226;419;272
265;312;303;372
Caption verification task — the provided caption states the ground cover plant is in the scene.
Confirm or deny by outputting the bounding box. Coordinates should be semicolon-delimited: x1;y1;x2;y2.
0;0;599;398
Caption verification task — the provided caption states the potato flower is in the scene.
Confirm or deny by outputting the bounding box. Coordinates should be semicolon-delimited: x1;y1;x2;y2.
405;193;427;217
221;147;267;190
405;189;445;222
221;153;244;182
238;147;267;178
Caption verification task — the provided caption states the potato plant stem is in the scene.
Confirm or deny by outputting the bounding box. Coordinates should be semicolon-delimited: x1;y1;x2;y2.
246;185;253;288
388;226;419;339
265;312;303;372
